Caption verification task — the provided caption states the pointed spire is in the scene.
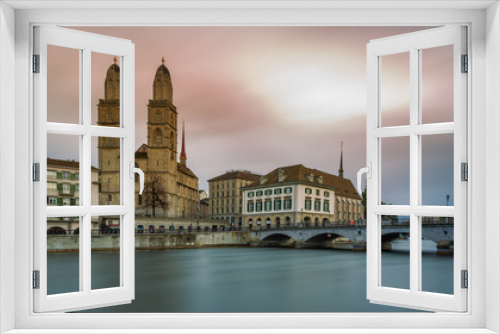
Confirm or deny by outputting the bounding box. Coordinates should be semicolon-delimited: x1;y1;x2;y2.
338;141;344;178
180;121;187;165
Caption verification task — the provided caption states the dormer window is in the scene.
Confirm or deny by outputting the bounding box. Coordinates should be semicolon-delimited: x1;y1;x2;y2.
306;173;314;182
278;168;285;182
316;175;323;184
260;176;266;184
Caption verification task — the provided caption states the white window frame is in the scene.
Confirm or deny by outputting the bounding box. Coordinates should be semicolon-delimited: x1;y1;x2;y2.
1;2;499;334
366;26;467;312
32;25;136;313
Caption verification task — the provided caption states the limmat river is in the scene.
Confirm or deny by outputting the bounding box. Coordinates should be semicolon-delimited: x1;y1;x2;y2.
47;245;453;313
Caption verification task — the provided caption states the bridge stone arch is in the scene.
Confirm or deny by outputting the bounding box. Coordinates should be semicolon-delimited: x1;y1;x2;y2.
381;232;410;244
260;233;296;247
47;226;67;235
304;232;349;246
380;225;454;250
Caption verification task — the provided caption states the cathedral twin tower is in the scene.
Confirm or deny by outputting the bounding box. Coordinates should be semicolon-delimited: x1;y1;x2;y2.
97;57;199;218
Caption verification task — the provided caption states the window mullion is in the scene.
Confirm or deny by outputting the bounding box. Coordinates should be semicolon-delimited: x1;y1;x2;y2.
81;48;92;294
409;47;420;294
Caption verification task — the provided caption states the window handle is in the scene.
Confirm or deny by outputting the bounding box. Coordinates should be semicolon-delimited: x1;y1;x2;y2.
356;162;371;194
130;162;145;195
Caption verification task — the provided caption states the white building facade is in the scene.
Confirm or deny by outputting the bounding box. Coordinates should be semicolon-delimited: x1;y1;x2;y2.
242;165;362;229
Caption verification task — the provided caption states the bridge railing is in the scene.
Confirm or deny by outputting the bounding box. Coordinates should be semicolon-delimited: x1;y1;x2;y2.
47;218;454;235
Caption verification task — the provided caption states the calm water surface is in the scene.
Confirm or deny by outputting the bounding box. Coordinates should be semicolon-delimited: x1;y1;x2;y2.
47;247;453;313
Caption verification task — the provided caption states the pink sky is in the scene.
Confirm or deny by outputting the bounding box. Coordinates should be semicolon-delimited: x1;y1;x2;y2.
47;26;454;206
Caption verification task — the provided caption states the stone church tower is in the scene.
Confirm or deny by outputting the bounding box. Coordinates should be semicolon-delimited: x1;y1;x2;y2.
98;57;199;219
97;57;121;206
144;57;178;196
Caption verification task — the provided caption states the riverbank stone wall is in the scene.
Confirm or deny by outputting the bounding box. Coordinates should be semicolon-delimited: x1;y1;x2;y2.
47;231;251;251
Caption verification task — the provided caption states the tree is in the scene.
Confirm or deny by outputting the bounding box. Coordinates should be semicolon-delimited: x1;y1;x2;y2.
139;176;169;218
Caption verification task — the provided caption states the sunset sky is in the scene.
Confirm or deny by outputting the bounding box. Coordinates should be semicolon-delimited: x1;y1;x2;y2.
47;26;454;206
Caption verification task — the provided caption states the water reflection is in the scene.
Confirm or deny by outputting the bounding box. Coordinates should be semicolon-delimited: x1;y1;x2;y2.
46;247;454;313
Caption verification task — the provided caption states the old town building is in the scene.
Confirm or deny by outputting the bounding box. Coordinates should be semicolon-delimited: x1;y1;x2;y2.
46;158;100;234
208;170;261;227
98;57;199;220
241;162;363;230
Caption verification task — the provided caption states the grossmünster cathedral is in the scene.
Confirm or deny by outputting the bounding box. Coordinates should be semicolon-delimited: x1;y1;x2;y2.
97;57;199;218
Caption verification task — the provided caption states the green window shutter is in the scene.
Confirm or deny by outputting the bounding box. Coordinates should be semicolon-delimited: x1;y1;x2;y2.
57;198;63;206
57;183;63;193
70;199;76;206
57;172;63;179
70;173;76;180
70;184;75;195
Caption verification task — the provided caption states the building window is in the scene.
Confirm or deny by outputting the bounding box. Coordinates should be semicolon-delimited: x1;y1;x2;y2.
284;187;293;194
155;129;162;145
265;200;272;211
305;187;312;194
62;198;71;206
305;198;312;210
156;110;162;121
47;170;57;179
248;192;254;198
63;171;70;180
47;196;57;205
274;199;282;211
256;201;262;212
256;190;263;196
324;191;330;197
106;111;112;121
316;189;320;196
75;184;79;191
265;189;272;196
284;198;292;210
323;201;330;212
314;199;321;211
47;182;57;190
247;202;254;213
62;183;71;194
274;188;282;195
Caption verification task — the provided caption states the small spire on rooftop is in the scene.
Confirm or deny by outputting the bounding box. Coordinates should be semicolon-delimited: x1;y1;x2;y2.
339;141;344;179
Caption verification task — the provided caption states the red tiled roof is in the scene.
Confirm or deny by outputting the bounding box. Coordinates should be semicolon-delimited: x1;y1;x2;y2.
208;170;262;183
243;164;361;200
177;164;197;178
47;158;98;171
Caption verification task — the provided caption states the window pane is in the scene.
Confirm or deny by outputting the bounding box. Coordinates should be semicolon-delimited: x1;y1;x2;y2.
93;52;121;126
421;216;454;294
47;216;80;295
421;45;454;124
91;215;121;290
380;52;410;127
47;45;80;124
381;215;410;290
92;136;121;205
381;137;410;205
47;134;82;206
421;134;454;206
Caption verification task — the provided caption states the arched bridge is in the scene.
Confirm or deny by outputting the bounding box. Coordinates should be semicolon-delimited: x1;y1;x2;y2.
250;225;454;250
